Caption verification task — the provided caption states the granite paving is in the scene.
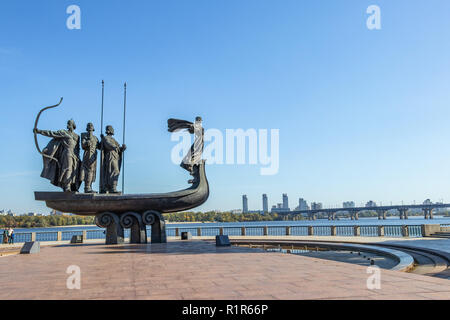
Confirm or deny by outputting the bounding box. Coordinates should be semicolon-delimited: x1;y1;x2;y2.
0;240;449;300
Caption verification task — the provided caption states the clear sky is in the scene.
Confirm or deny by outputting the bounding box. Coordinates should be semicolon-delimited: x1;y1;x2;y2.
1;0;450;214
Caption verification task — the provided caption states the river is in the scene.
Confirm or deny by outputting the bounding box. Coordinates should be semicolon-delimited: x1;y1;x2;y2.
8;215;450;233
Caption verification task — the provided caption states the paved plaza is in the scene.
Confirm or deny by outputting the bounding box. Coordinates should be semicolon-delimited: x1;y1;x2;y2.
0;240;449;300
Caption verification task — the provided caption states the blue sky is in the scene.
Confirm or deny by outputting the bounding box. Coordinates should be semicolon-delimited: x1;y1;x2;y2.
1;0;450;214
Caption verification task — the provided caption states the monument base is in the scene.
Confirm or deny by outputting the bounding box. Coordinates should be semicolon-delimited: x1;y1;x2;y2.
96;210;167;245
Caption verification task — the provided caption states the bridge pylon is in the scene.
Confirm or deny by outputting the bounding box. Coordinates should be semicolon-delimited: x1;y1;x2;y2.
350;211;359;220
308;212;317;221
377;210;387;220
398;208;409;219
423;208;434;219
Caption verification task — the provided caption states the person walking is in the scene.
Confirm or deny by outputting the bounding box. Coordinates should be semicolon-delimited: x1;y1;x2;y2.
8;227;14;244
2;229;8;244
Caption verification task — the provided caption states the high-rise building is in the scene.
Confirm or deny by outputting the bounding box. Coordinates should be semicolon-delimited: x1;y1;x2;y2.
271;203;290;213
298;198;309;210
311;202;323;210
343;201;355;208
242;195;248;213
270;193;291;213
365;201;377;208
282;193;289;209
262;194;268;213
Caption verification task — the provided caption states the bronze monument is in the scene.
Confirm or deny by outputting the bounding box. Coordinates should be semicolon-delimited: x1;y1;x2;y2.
33;94;209;245
80;123;100;193
34;118;81;193
100;125;126;194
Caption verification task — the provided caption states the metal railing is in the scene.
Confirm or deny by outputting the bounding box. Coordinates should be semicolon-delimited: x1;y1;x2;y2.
222;227;242;236
360;225;378;237
245;227;265;236
407;225;423;237
3;224;448;244
336;226;353;236
384;225;403;237
313;226;331;236
62;231;83;241
290;226;308;236
11;233;32;243
35;232;58;242
86;230;105;240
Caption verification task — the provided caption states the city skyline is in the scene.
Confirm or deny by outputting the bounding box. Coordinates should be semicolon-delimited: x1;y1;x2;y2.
1;193;448;216
240;193;447;214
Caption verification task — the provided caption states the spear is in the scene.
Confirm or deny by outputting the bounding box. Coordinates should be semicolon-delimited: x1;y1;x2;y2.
100;80;105;193
122;82;127;194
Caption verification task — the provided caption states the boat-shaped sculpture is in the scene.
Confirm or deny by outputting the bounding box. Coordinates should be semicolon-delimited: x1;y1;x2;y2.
34;161;209;215
35;160;208;245
33;98;209;245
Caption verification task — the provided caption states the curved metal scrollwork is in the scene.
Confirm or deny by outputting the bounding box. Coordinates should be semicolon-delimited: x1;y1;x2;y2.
95;212;116;228
142;210;159;225
120;212;140;229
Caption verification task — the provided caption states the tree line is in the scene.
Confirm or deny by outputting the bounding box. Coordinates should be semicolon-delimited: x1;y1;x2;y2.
0;215;95;228
0;212;301;228
163;211;305;222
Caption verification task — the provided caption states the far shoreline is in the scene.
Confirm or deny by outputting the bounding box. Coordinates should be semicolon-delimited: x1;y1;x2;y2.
9;221;219;230
4;215;449;231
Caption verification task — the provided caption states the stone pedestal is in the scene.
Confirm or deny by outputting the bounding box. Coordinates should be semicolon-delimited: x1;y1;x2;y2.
96;210;167;245
421;224;440;237
401;225;409;237
71;235;83;244
330;226;337;236
181;232;192;240
286;226;291;236
378;226;385;237
20;241;40;254
216;235;231;246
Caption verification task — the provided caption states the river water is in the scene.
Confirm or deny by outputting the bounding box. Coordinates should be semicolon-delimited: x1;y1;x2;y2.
9;215;450;233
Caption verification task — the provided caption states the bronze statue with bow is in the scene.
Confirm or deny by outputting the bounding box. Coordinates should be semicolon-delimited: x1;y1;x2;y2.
33;98;82;192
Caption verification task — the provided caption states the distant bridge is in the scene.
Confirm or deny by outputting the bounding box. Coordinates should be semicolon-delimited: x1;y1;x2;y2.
284;203;450;220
